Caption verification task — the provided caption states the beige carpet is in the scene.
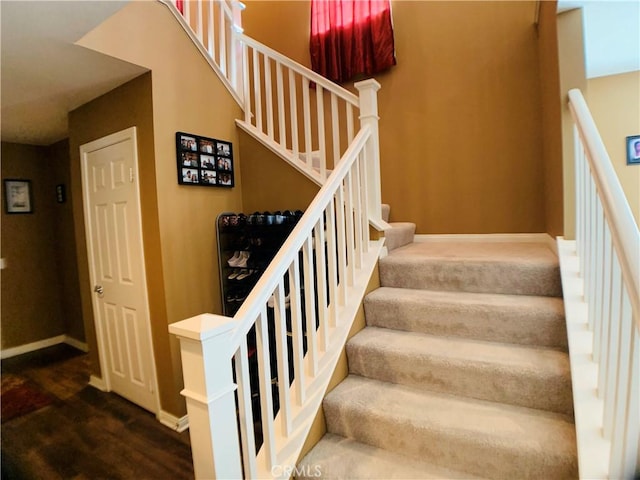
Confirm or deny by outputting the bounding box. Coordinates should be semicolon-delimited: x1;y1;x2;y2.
298;240;577;479
381;203;416;252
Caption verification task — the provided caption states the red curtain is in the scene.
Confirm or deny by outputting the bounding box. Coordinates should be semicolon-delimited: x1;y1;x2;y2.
310;0;396;84
176;0;184;14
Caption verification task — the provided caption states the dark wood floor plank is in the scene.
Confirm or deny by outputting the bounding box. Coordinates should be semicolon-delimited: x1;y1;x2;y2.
1;344;194;480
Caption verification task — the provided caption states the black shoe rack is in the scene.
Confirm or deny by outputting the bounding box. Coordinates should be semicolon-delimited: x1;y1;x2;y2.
216;210;303;316
217;209;312;452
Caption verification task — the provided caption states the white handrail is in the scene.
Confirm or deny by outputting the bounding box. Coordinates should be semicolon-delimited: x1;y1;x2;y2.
230;126;371;345
565;88;639;480
170;125;383;479
568;89;640;325
238;34;359;107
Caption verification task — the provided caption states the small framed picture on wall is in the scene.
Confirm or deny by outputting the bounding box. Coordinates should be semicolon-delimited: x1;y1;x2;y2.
176;132;234;187
4;179;33;214
626;135;640;165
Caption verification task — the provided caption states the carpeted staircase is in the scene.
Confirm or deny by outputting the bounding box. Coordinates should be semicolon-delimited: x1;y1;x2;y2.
298;238;578;479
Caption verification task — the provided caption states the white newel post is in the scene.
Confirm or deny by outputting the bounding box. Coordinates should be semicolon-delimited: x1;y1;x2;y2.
230;1;246;100
169;314;242;480
354;79;385;228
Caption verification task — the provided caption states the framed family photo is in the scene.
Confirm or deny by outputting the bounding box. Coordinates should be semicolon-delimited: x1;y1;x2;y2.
4;179;33;214
176;132;234;187
626;135;640;165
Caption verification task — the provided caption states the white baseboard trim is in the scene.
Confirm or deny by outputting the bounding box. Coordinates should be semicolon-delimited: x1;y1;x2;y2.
413;233;558;254
1;335;66;359
89;375;108;392
158;410;189;432
1;334;90;359
64;336;89;352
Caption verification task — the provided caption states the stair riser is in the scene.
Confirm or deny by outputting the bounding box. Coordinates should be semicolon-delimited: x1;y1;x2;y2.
324;400;577;480
364;298;568;350
347;343;574;416
379;261;562;297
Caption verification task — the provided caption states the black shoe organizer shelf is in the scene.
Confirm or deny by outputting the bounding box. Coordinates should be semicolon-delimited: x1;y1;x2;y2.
217;210;310;450
217;210;303;317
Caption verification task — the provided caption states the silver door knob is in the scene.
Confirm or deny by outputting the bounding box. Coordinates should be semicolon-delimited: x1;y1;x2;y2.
94;285;104;295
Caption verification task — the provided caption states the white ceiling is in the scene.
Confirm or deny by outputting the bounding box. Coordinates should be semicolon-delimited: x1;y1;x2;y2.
1;0;147;146
557;0;640;78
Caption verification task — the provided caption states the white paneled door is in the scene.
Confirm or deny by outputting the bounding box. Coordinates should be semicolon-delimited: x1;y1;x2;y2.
80;127;158;414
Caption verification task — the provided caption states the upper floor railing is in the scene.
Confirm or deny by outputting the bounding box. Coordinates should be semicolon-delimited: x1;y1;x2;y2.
160;0;385;225
567;88;639;479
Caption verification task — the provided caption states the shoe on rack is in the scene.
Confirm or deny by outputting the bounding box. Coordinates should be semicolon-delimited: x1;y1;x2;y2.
236;269;254;281
229;251;250;267
227;251;242;267
228;269;242;280
234;251;251;268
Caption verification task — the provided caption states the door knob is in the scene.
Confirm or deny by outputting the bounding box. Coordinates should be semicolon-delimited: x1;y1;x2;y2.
94;285;104;295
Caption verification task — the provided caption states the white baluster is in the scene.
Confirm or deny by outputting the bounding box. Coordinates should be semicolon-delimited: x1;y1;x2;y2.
335;185;347;305
314;220;329;351
331;93;340;168
264;55;274;139
207;0;214;58
302;236;318;376
230;1;245;95
218;1;227;75
288;258;306;405
344;171;355;286
255;307;277;468
353;159;363;268
196;0;203;42
235;339;257;478
273;281;292;436
252;49;262;131
289;70;299;161
346;103;355;144
608;293;635;478
242;42;250;123
302;77;313;171
325;201;339;321
316;85;327;181
276;63;286;148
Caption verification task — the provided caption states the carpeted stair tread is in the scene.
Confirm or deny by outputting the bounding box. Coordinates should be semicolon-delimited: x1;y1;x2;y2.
379;241;562;297
384;222;416;252
296;433;487;480
347;326;573;415
324;375;578;479
364;287;567;349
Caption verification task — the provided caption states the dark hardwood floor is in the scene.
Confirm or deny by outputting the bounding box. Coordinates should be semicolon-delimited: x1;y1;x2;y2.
1;344;194;480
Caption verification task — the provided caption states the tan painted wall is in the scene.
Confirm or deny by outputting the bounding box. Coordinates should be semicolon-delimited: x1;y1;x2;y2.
1;143;66;348
537;1;564;238
243;1;548;234
557;8;588;239
77;2;244;415
588;71;640;224
49;139;85;342
239;131;319;213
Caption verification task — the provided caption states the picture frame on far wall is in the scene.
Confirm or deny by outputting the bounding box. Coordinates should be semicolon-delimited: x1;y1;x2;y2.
176;132;234;187
4;179;33;214
626;135;640;165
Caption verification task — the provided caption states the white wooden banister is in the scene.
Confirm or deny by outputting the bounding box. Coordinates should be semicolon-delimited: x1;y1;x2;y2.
559;88;639;480
171;126;384;478
164;2;389;478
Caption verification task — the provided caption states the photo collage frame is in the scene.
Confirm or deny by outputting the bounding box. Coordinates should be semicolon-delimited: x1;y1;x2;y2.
176;132;234;187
